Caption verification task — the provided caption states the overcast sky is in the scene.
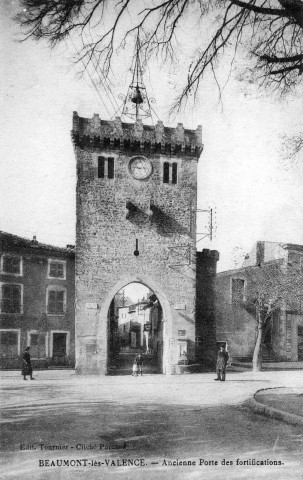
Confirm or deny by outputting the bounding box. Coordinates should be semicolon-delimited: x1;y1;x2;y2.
1;1;303;273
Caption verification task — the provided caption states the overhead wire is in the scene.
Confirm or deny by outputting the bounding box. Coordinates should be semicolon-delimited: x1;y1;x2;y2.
90;56;120;114
69;36;113;118
82;31;121;114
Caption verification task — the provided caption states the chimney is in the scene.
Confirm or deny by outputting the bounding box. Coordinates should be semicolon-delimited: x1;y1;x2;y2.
256;241;265;267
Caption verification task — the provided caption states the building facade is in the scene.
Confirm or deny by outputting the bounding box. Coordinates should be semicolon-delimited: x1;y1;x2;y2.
215;241;303;363
117;299;163;355
72;112;203;374
0;231;75;369
118;301;151;349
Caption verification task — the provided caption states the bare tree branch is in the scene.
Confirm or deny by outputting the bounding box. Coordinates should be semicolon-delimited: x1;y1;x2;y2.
231;0;289;17
260;53;303;62
15;0;303;117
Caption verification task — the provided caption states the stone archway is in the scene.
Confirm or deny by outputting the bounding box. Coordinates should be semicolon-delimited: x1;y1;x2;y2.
97;274;173;375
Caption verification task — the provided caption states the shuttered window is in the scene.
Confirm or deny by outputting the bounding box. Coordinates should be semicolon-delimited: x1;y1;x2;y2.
163;162;178;184
108;157;114;179
47;289;65;314
1;284;22;313
49;261;65;278
163;162;169;183
98;156;105;178
172;163;178;184
98;156;115;179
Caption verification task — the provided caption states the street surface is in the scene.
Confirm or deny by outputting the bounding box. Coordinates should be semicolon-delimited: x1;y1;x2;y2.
1;369;303;480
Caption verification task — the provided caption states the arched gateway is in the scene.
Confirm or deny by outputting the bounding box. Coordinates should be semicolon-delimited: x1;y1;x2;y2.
106;279;167;375
72;112;203;375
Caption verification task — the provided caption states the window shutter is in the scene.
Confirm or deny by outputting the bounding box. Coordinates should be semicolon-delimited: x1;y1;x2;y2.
108;157;114;179
98;156;105;178
172;163;178;184
163;162;169;183
2;285;21;313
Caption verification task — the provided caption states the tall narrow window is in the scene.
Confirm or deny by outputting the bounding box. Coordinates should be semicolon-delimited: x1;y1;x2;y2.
98;157;115;179
172;163;178;184
1;284;22;313
108;157;115;179
47;289;65;315
98;156;105;178
231;278;245;304
163;162;169;183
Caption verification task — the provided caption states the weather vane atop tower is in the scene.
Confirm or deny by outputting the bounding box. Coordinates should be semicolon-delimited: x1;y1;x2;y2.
120;29;155;122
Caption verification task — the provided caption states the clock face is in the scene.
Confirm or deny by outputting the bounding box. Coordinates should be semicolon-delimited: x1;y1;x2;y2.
129;157;152;180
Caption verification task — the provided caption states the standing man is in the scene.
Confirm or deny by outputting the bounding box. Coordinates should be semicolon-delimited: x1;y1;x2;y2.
214;345;229;382
135;353;144;376
22;346;35;380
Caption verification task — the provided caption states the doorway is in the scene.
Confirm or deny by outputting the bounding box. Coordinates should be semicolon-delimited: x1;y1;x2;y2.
51;332;68;366
107;282;163;375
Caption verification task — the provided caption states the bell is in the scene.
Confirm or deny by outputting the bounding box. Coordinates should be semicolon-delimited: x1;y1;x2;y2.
131;86;144;104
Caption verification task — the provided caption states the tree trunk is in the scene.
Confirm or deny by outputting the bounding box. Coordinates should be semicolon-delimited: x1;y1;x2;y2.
252;314;263;372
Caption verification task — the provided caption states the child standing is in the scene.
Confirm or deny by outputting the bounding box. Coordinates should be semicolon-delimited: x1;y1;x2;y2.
132;362;139;376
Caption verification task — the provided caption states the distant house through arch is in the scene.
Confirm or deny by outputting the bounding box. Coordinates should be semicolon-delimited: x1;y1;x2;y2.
106;281;164;375
96;276;173;375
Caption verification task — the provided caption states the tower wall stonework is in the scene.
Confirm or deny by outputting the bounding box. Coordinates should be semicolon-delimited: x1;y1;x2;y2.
73;113;202;375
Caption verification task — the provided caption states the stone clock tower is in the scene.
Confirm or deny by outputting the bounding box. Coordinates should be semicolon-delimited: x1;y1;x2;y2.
72;113;203;374
72;34;204;374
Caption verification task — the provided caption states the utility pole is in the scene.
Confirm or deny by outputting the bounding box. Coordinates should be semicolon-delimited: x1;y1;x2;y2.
196;207;215;244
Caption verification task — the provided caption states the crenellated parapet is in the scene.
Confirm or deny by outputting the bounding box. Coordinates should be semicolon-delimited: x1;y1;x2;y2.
197;249;220;262
196;249;220;279
72;112;203;158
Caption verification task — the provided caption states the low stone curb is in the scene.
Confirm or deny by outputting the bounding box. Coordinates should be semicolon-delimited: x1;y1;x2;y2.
245;388;303;427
